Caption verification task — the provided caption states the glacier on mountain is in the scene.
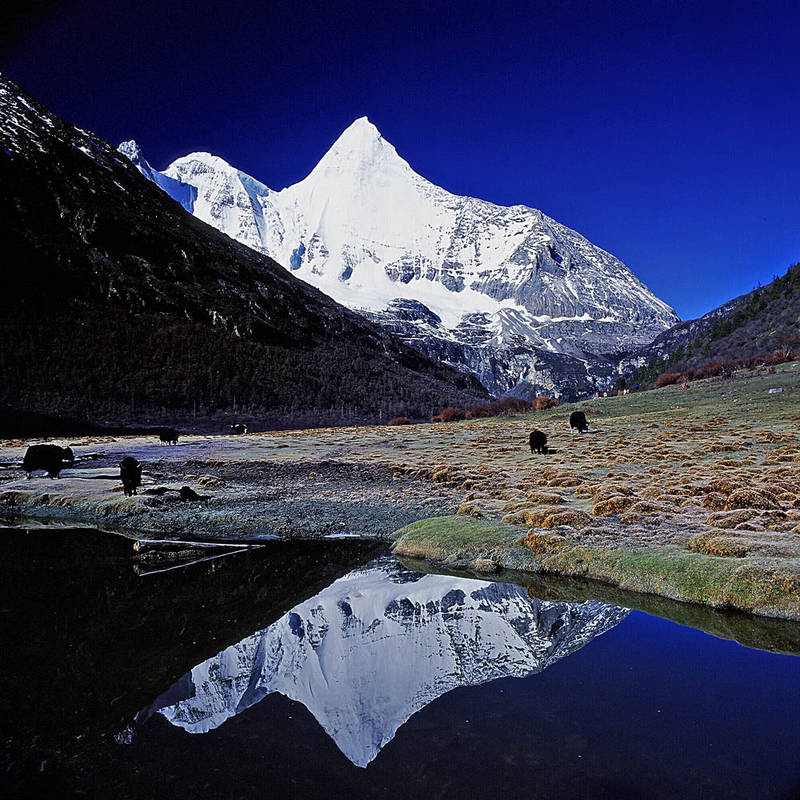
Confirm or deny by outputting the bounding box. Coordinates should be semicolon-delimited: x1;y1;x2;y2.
144;558;628;767
120;119;678;397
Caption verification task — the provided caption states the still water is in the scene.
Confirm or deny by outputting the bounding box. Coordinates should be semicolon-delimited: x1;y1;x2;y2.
1;527;799;799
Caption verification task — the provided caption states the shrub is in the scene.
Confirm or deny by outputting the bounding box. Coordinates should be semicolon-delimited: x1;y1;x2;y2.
388;416;411;426
655;372;682;387
533;396;559;410
438;407;465;422
465;405;492;419
703;361;725;377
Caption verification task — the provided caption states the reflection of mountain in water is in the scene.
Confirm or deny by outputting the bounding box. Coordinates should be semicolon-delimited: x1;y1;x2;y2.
150;558;628;767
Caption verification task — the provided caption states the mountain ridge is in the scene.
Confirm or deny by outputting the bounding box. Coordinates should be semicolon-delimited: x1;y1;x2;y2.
122;118;679;399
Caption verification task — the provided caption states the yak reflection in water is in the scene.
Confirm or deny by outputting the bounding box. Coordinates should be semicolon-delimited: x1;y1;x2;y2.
141;557;628;767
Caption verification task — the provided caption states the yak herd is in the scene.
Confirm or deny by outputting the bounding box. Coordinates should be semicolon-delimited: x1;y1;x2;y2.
18;411;587;493
18;423;256;499
528;411;589;455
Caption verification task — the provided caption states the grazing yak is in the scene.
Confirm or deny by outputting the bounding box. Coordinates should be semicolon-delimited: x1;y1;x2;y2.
119;456;142;496
23;445;74;479
569;410;589;433
529;430;548;454
230;424;247;435
158;427;179;445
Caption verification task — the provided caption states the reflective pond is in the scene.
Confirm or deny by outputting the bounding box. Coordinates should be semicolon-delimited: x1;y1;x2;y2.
2;527;799;799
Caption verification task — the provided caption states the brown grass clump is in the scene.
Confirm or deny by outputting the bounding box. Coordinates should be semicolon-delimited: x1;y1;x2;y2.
456;503;485;518
707;477;739;495
539;509;593;529
504;507;591;529
619;500;675;524
501;506;561;526
702;493;728;511
197;474;224;488
628;500;673;515
705;510;760;529
593;495;636;516
523;531;569;554
546;475;582;487
725;488;781;511
688;534;749;558
525;491;566;505
431;466;463;486
586;484;636;502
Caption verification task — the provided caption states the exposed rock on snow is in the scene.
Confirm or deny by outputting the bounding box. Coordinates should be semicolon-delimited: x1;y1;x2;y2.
120;119;678;398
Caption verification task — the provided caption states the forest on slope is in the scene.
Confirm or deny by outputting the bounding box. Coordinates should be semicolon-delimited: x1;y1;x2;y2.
625;263;800;387
0;74;486;433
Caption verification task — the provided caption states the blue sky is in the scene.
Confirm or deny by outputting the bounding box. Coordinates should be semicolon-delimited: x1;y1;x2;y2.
3;0;799;320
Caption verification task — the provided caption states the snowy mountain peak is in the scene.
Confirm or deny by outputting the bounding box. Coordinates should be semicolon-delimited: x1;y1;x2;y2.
122;117;680;398
118;139;147;167
299;115;409;188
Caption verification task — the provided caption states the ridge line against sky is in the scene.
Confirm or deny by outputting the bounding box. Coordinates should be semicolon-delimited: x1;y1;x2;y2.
3;0;799;321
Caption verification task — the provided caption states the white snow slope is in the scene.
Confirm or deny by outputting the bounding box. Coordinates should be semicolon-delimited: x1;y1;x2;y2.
120;120;678;395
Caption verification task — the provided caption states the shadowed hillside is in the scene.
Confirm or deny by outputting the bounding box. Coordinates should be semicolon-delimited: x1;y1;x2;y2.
0;74;487;432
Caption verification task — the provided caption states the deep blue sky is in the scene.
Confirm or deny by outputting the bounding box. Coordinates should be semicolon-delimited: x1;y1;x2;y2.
3;0;799;320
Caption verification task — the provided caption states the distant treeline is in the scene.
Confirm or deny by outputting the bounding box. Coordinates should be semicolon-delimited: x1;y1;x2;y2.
0;309;485;430
430;396;559;423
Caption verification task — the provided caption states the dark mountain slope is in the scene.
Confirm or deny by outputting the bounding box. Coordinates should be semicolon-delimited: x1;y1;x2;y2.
623;262;800;385
0;74;487;429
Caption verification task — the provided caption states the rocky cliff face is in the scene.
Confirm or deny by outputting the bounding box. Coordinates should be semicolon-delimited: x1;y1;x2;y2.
121;119;678;398
149;558;628;767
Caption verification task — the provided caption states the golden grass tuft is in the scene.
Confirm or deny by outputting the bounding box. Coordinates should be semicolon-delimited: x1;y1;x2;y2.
687;534;749;558
456;502;485;518
725;488;781;511
197;474;224;488
707;477;739;495
705;509;759;529
523;530;569;554
702;492;728;511
539;509;593;529
524;491;566;505
593;495;636;516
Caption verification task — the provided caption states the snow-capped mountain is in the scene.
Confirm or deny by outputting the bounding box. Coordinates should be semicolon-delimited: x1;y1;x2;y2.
145;558;628;767
120;119;678;397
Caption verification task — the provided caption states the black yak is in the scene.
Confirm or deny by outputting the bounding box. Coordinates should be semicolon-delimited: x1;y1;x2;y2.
179;486;204;502
570;410;589;433
120;456;142;496
529;430;548;454
158;427;179;445
230;424;247;435
23;445;74;479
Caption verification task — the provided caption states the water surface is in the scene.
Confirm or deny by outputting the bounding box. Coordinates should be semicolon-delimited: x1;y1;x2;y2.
2;527;799;799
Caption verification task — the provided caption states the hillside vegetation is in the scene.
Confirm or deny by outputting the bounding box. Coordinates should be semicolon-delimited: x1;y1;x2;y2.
627;262;800;388
3;361;799;618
